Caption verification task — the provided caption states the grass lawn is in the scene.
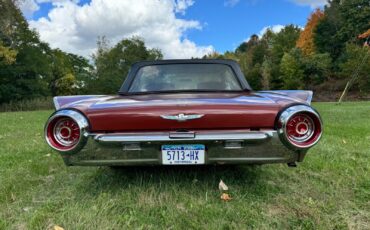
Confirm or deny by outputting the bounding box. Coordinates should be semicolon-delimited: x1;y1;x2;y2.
0;102;369;229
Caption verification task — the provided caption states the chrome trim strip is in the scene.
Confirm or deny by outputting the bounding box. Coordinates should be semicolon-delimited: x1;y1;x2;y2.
169;132;195;139
94;130;272;143
208;157;288;162
75;159;158;165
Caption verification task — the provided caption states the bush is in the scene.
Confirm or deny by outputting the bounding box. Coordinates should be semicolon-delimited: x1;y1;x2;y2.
0;97;54;112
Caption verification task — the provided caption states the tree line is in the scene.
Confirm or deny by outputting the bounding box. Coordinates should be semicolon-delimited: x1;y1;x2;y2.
204;0;370;96
0;0;369;105
0;0;162;104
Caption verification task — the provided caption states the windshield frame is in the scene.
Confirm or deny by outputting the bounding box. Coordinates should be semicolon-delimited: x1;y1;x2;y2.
118;59;252;95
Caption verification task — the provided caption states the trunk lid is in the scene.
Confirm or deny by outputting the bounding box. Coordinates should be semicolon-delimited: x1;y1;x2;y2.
84;93;287;132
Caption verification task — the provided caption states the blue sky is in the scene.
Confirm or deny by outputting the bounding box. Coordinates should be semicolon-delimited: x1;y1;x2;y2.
21;0;326;58
179;0;315;52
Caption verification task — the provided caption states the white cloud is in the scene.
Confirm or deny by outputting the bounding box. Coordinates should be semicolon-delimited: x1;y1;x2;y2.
289;0;327;8
258;24;285;37
174;0;194;14
27;0;213;59
18;0;40;17
242;24;287;44
224;0;240;7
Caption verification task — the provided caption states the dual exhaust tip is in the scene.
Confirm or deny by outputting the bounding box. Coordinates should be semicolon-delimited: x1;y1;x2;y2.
45;105;323;153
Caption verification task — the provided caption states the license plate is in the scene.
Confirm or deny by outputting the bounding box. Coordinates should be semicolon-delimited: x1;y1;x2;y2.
162;144;205;165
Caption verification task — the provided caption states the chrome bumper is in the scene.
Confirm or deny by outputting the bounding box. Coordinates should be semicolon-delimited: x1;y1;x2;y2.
62;130;307;166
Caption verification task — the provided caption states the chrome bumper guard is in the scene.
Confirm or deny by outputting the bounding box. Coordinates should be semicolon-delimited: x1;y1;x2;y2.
62;130;306;166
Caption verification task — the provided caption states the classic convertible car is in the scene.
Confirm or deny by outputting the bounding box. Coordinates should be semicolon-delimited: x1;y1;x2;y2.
45;59;322;167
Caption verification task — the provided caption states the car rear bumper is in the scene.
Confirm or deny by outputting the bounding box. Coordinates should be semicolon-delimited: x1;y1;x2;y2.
61;130;307;166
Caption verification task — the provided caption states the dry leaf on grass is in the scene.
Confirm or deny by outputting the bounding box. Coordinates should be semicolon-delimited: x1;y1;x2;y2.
218;180;228;191
219;180;232;201
220;193;232;201
54;225;65;230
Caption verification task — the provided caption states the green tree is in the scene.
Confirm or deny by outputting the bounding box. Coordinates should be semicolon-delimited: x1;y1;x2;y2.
0;41;17;64
314;0;370;61
280;48;304;89
90;37;163;94
301;52;331;86
339;44;370;93
271;25;301;63
0;0;53;103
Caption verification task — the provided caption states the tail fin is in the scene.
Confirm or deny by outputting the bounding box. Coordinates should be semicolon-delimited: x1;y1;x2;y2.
258;90;313;104
53;95;105;110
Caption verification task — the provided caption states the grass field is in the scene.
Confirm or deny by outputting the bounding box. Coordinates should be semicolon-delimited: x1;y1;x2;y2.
0;102;369;229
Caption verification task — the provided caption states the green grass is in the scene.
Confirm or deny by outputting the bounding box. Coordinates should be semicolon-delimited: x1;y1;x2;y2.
0;102;369;229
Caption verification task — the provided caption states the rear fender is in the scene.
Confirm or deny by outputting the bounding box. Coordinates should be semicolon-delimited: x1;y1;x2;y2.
258;90;313;104
53;95;105;110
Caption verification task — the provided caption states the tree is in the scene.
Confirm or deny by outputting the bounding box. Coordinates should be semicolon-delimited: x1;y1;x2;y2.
280;48;304;89
261;58;272;89
0;41;17;65
314;0;370;61
339;44;370;94
271;25;301;63
236;34;259;53
0;0;94;103
90;37;163;94
296;9;324;55
302;53;331;86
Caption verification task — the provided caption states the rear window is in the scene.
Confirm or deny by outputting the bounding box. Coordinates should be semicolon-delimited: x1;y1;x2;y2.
128;63;242;93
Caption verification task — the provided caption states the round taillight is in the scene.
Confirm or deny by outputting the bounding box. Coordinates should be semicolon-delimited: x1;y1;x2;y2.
45;110;89;152
286;113;320;147
278;105;322;149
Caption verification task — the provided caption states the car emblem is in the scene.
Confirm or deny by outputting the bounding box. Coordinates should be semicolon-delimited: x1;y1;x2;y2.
160;113;204;122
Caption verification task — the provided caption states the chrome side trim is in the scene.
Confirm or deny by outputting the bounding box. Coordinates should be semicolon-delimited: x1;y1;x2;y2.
93;130;273;143
45;110;89;153
208;157;288;162
169;131;195;139
277;105;323;150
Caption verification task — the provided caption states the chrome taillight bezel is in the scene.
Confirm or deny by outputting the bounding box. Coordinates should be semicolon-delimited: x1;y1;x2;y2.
277;105;323;150
45;110;89;153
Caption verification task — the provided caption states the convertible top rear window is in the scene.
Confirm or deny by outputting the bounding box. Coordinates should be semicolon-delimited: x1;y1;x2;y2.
128;63;243;93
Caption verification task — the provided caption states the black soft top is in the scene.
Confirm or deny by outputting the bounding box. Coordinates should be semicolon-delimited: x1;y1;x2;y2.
118;59;252;94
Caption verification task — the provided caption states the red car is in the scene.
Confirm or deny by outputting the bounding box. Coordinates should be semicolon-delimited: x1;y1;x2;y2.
45;59;322;167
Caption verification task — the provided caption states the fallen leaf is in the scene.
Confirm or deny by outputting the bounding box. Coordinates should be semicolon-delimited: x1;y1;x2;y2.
220;193;232;201
54;225;64;230
218;180;228;191
22;207;31;212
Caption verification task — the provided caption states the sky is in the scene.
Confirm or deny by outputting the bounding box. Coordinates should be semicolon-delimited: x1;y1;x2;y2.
19;0;328;59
